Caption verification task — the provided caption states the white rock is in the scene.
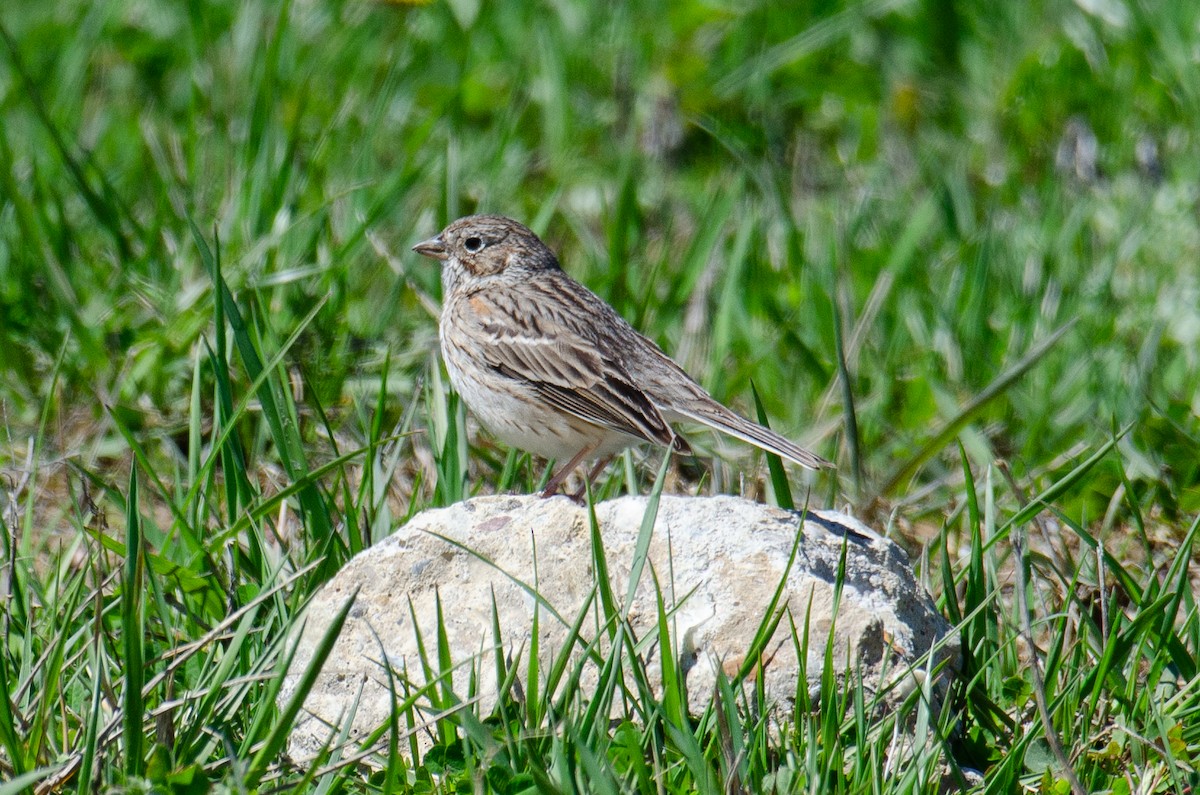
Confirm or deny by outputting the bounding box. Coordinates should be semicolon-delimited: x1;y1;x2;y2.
283;494;957;762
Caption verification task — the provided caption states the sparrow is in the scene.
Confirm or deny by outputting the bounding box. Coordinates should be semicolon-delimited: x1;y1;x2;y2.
413;214;832;497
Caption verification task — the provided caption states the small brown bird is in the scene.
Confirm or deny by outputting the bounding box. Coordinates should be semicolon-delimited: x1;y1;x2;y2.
413;214;832;497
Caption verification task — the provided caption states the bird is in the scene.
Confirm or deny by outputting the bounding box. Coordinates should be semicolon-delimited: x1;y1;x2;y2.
412;214;832;498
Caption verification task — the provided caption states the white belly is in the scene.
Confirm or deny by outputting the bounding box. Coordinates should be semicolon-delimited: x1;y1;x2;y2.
440;332;637;463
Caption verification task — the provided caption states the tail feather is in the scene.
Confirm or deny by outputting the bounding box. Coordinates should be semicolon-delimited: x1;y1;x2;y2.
665;401;832;471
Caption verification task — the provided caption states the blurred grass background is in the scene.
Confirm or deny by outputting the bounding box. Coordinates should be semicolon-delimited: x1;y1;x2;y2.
3;0;1198;516
1;0;1199;790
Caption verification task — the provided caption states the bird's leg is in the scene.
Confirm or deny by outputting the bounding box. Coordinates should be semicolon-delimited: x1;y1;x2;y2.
568;455;616;503
540;444;597;498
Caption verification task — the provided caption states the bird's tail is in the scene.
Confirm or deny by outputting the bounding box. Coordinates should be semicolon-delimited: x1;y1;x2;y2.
665;400;832;471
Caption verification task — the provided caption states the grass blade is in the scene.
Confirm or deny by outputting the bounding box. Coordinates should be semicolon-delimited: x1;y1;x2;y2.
751;382;794;510
122;466;145;778
246;587;359;785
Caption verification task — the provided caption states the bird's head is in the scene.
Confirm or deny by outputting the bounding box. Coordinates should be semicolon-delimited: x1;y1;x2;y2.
413;215;560;292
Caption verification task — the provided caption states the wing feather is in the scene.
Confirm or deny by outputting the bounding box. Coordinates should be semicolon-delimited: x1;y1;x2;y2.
463;284;677;448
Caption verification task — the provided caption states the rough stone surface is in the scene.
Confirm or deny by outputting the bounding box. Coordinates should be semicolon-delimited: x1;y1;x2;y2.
283;494;957;762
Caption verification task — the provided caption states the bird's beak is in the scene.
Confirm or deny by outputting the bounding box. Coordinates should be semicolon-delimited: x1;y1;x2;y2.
412;234;448;261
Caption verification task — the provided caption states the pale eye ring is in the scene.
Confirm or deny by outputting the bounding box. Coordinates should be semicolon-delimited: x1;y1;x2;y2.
463;236;484;253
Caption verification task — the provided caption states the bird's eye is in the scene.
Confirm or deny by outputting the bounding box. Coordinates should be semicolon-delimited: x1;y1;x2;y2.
463;236;485;253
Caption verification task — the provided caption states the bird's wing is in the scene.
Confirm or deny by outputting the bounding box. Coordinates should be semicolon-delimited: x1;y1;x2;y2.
458;283;680;449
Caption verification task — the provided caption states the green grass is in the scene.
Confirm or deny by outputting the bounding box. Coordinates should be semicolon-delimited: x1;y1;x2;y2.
1;0;1199;790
